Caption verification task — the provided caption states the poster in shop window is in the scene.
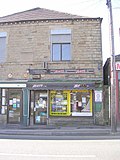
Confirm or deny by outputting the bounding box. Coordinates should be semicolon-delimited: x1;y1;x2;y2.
95;91;102;102
82;97;86;103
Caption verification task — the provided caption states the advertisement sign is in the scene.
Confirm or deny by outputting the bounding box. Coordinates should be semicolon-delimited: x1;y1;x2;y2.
95;90;102;102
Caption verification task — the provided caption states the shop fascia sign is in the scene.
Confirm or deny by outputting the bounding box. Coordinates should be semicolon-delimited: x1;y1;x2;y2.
32;84;47;89
28;68;94;75
0;83;26;88
29;82;95;90
49;69;94;74
73;83;94;89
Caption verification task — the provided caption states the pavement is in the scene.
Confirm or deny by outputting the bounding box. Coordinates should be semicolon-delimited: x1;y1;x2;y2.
0;125;120;139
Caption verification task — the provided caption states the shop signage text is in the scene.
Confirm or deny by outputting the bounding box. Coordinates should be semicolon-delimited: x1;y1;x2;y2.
74;84;90;88
49;69;94;74
74;83;94;89
28;68;94;75
32;84;47;89
28;82;95;90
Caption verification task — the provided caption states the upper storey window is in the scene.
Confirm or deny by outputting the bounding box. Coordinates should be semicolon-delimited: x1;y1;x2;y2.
0;32;7;63
51;29;71;61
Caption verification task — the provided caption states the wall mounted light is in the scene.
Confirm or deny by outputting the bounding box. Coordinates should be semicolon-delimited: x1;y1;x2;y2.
8;73;13;79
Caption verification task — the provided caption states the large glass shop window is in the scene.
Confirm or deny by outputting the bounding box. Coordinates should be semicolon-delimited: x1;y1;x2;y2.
71;90;92;116
50;91;70;116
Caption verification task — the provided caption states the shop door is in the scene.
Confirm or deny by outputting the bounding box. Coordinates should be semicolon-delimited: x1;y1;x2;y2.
7;89;22;124
30;91;47;125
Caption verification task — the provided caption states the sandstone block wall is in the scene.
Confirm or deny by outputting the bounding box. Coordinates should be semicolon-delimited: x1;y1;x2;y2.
0;19;103;80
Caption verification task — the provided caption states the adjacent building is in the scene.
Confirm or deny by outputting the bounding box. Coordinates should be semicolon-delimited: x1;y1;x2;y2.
0;8;103;127
103;55;120;126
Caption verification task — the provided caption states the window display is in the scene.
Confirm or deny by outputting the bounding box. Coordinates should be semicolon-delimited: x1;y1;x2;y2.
71;90;92;116
50;91;70;116
50;90;92;116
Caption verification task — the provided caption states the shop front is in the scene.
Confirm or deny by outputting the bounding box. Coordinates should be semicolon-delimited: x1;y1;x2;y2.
27;81;95;126
0;83;26;125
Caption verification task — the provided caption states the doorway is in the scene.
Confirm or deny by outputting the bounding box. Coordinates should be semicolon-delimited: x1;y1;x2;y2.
30;91;47;125
7;89;23;124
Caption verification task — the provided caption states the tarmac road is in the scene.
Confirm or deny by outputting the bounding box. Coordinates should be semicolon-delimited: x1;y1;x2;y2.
0;138;120;160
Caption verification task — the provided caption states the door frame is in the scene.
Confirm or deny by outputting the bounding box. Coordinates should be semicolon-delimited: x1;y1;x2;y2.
29;90;48;125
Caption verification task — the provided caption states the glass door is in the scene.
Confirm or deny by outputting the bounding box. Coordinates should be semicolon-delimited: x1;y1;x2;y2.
30;91;47;125
8;89;22;124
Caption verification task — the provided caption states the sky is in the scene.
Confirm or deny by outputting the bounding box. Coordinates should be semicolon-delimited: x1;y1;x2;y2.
0;0;120;64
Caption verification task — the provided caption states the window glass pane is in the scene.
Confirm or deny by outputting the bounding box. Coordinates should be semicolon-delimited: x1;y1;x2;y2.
71;91;92;116
52;44;61;61
0;89;8;125
50;91;71;116
62;44;71;60
1;89;8;115
34;91;47;124
0;37;6;63
8;89;22;123
51;92;67;113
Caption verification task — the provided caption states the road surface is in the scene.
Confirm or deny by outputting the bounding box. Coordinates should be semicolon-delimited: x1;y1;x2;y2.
0;137;119;160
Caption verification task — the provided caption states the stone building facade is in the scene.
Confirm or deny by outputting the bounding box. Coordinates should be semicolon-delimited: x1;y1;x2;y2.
0;8;103;127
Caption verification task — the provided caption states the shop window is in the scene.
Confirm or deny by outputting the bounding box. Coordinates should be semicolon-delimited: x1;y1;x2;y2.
0;89;8;115
71;90;92;116
51;29;71;61
0;32;7;63
0;89;8;125
50;91;70;116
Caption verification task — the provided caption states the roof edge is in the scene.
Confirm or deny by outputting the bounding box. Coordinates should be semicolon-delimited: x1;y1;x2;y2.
0;17;102;24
